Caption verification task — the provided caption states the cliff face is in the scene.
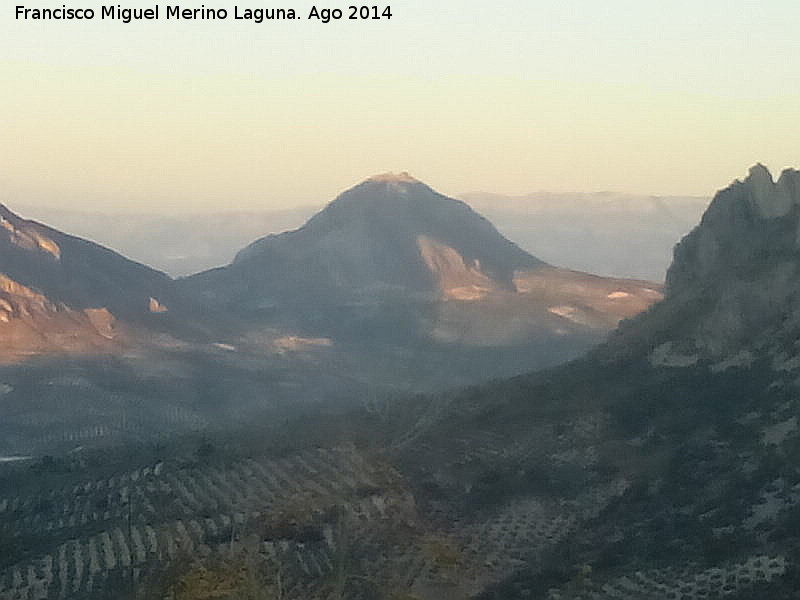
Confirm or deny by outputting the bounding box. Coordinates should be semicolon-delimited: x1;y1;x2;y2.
605;165;800;363
0;273;121;360
667;165;800;296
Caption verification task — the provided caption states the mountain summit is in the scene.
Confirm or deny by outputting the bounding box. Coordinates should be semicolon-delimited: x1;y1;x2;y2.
214;173;545;305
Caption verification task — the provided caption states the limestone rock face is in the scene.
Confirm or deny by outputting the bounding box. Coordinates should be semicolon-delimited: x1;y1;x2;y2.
149;297;169;313
613;165;800;361
667;165;800;293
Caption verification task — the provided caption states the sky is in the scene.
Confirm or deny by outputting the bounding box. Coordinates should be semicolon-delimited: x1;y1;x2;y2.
1;0;799;212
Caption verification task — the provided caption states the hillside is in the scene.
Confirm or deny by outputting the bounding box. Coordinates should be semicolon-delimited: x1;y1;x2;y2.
390;165;800;598
0;203;183;360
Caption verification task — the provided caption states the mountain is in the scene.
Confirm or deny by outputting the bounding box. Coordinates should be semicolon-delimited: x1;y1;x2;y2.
461;190;709;281
607;164;800;363
656;164;800;357
183;173;661;351
0;203;179;359
189;173;544;304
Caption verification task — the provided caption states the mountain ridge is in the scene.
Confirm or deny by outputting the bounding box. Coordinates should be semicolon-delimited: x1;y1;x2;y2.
0;202;176;319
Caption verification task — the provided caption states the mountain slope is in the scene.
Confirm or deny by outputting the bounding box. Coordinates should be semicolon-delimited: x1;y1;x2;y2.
0;203;176;318
0;273;120;360
0;202;180;359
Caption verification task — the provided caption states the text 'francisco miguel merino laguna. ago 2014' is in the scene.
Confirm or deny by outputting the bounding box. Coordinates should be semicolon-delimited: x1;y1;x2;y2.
15;5;393;23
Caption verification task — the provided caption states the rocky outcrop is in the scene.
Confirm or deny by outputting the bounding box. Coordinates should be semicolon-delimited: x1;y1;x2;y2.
0;273;121;360
667;164;800;295
610;165;800;361
0;211;61;259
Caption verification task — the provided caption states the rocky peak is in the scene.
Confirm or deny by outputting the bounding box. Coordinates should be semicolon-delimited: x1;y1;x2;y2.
666;165;800;297
365;171;420;184
615;165;800;363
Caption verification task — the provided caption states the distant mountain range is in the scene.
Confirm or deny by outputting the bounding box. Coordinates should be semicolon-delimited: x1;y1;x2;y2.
463;190;709;281
15;188;709;282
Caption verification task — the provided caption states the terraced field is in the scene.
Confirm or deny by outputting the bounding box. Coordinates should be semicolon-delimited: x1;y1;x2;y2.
0;434;646;600
547;555;787;600
0;446;403;600
2;424;795;600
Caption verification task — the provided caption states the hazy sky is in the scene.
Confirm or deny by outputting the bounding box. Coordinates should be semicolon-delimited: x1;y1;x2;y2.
2;0;799;212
